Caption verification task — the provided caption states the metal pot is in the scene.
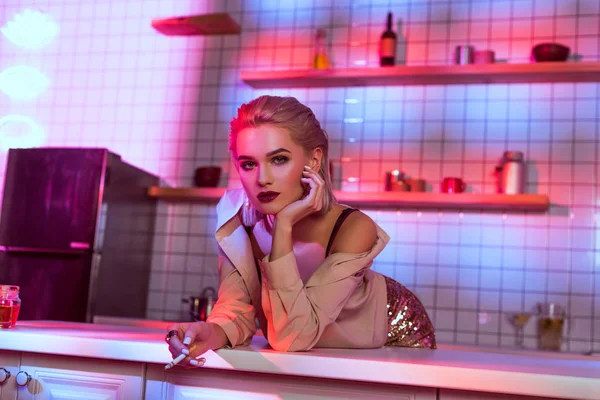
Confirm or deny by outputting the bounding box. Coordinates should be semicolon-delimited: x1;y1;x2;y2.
181;287;216;322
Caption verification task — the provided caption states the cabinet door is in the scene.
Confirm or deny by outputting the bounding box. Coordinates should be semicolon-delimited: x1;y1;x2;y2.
145;364;437;400
17;353;144;400
0;350;19;400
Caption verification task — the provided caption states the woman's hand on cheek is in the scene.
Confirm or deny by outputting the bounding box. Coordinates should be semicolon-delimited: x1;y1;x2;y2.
275;165;324;227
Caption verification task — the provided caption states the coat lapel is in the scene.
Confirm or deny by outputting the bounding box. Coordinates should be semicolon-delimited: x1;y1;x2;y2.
215;189;262;313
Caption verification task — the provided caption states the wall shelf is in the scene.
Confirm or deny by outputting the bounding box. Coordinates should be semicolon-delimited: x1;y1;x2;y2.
241;62;600;88
147;187;549;211
151;13;240;36
148;187;226;201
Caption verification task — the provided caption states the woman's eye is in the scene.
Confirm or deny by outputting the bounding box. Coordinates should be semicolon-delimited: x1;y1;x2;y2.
240;157;286;171
272;156;288;164
240;162;255;171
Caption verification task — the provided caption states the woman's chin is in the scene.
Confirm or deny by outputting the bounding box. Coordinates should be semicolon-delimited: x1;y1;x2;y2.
255;197;293;215
253;202;278;215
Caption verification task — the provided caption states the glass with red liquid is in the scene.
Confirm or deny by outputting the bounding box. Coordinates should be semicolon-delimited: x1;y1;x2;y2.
0;285;21;329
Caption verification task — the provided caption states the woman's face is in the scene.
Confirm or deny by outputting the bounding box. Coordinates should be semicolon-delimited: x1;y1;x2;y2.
235;124;312;215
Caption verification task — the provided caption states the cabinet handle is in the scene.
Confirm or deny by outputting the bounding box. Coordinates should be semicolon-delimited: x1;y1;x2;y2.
0;367;10;385
15;371;31;387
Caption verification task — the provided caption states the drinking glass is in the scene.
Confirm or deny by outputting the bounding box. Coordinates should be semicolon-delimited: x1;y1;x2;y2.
507;312;532;348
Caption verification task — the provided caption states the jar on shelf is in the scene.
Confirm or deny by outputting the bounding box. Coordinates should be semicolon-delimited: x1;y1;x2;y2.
495;151;525;194
385;170;410;191
0;285;21;329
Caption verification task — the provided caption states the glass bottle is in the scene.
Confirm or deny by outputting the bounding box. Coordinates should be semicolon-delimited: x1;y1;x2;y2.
379;12;397;66
313;28;330;69
0;285;21;329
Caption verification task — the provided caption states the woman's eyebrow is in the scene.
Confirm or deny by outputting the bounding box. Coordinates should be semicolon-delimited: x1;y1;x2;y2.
237;148;291;161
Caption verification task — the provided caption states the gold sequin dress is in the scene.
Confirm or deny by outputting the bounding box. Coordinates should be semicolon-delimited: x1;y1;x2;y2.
384;276;437;349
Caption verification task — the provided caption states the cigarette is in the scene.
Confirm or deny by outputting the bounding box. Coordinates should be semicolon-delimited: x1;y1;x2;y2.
164;345;197;370
164;353;186;370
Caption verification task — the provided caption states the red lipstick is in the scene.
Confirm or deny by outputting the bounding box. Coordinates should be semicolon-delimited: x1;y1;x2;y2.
257;191;280;203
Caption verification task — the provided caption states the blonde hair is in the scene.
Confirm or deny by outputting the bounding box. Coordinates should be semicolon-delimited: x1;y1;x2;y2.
229;95;336;226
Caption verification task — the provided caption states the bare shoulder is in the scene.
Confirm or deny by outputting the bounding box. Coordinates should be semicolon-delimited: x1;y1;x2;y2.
329;209;377;255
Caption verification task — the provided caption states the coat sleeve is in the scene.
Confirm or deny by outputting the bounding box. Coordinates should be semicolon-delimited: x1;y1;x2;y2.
206;246;257;348
258;251;369;352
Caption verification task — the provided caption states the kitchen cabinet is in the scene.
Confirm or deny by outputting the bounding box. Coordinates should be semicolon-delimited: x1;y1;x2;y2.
0;350;19;400
145;364;437;400
15;352;144;400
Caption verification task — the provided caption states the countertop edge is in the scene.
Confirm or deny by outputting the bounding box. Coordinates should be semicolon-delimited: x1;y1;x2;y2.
1;326;598;400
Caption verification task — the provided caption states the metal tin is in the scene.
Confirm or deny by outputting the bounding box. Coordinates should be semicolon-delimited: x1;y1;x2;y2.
454;45;474;65
473;50;495;64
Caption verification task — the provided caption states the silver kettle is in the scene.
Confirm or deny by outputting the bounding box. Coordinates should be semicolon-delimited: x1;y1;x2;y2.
181;287;216;322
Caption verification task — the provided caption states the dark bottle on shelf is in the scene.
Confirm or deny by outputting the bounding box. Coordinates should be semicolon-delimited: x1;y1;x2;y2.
379;12;397;66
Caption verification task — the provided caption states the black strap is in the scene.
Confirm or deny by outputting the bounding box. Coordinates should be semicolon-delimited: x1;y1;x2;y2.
325;208;358;257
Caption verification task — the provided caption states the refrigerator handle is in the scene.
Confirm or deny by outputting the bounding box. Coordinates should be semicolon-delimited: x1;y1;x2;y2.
0;246;89;255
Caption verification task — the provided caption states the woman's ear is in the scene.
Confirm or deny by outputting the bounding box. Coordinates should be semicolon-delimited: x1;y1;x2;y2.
310;148;323;171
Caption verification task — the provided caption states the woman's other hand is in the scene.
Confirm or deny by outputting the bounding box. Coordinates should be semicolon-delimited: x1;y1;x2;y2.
165;322;227;368
275;165;324;228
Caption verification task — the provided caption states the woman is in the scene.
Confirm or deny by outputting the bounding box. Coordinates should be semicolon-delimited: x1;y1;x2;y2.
165;96;435;367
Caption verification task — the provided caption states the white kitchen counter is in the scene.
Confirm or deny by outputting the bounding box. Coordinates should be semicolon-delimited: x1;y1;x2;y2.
0;321;598;400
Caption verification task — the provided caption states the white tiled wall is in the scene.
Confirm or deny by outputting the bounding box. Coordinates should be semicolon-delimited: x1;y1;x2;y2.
0;0;598;353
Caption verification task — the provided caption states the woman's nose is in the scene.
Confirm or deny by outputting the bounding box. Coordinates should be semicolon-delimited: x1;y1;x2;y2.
257;166;272;186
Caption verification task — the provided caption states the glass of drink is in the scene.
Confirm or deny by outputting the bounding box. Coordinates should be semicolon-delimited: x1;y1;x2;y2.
537;303;567;351
0;285;21;329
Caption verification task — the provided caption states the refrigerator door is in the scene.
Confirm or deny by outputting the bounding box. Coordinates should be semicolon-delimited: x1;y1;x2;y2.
0;251;92;321
0;148;107;249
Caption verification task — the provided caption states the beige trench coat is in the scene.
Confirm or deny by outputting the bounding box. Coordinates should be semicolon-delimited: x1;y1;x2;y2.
206;188;391;352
